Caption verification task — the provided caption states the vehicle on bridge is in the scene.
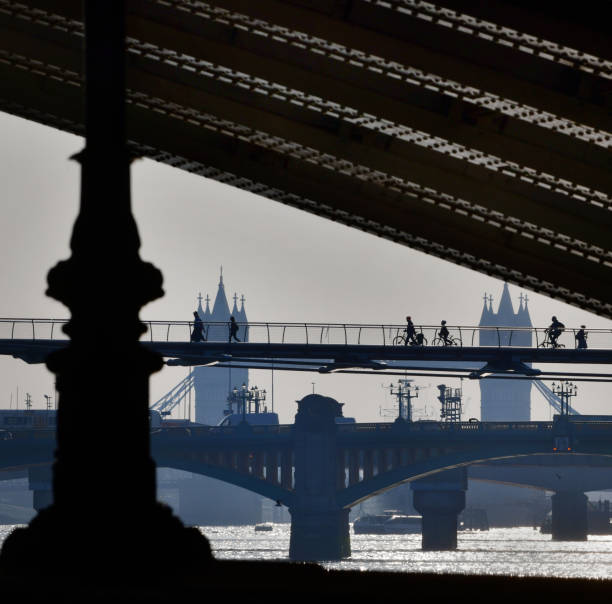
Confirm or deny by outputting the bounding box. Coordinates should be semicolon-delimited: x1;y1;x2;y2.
217;412;280;427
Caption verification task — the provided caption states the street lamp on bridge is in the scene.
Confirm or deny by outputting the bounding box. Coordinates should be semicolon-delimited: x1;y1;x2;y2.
551;381;578;416
228;383;267;424
388;379;419;422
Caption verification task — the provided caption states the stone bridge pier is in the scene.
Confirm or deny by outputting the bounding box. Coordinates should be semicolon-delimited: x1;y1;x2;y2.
551;490;588;541
28;465;53;512
289;395;350;562
411;467;467;551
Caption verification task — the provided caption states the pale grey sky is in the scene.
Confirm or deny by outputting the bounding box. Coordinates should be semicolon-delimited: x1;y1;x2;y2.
2;112;611;422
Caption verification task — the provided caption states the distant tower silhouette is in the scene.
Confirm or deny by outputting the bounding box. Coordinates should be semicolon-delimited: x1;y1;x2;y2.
479;283;532;421
193;269;249;424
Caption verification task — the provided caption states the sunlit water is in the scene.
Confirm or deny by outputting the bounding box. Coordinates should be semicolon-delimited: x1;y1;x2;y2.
2;524;612;579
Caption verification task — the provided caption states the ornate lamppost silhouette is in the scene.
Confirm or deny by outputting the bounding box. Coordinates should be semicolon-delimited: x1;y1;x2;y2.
388;379;419;422
228;384;267;423
552;381;577;416
0;1;210;578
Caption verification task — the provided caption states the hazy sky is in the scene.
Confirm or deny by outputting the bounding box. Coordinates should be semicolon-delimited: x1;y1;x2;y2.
2;112;611;422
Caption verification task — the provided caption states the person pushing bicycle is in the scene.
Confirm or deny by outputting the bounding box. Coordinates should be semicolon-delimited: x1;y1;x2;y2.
438;320;451;345
404;316;417;346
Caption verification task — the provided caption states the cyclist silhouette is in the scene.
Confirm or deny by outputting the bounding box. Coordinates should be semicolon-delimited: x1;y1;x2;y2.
546;316;565;348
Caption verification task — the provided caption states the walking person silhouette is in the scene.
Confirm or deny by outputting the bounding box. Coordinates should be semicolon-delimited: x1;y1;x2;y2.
575;325;588;349
405;316;417;346
229;315;241;343
190;310;206;342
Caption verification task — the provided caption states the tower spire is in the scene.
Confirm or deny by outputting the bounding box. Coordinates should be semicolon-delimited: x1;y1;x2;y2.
497;282;514;324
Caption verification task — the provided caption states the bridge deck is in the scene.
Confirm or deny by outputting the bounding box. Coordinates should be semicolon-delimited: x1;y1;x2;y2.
1;320;612;370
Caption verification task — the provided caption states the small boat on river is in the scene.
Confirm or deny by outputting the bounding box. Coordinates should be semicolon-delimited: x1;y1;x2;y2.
353;512;421;534
254;523;274;532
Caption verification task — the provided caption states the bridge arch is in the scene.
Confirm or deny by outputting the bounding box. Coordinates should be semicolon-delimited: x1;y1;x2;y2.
337;445;559;508
156;458;295;507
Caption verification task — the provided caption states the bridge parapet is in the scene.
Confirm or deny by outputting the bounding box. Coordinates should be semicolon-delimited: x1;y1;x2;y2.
2;318;611;350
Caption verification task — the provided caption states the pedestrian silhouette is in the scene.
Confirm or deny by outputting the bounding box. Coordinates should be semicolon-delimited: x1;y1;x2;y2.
575;325;588;349
438;320;451;345
190;310;206;342
229;315;241;343
405;316;417;346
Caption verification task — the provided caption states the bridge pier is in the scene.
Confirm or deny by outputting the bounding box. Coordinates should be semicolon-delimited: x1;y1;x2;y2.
412;468;467;551
289;394;350;561
28;465;53;512
551;490;588;541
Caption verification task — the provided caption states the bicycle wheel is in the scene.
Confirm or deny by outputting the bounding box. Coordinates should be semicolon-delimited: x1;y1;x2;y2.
449;338;459;346
392;335;406;346
432;337;443;346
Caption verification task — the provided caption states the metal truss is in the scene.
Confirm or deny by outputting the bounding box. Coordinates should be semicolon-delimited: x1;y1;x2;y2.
1;0;611;316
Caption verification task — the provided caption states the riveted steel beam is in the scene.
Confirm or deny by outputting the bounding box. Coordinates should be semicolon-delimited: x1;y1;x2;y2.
431;0;612;62
216;0;611;132
2;19;610;254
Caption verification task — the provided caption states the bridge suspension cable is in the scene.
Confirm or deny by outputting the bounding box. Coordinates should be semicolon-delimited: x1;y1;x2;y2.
533;379;580;415
150;371;194;417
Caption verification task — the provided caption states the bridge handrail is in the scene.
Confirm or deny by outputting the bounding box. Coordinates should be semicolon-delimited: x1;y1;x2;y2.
338;421;554;432
0;319;610;350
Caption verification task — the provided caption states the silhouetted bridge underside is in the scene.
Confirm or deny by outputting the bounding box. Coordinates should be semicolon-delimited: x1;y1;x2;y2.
3;340;612;377
1;0;611;316
4;418;612;509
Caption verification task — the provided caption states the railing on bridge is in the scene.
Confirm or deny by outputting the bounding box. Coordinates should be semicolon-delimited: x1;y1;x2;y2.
151;420;555;437
0;319;610;350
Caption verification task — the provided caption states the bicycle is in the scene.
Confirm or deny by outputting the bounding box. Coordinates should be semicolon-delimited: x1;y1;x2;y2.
432;334;459;346
538;329;565;349
392;331;428;346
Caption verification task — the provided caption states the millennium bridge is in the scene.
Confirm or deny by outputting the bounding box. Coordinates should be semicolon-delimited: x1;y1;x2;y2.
2;319;612;380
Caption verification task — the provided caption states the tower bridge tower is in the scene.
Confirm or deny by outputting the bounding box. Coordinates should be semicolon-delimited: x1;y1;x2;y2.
193;269;249;425
479;283;532;421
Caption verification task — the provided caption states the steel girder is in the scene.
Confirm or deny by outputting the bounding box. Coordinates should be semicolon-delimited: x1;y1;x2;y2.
1;0;610;316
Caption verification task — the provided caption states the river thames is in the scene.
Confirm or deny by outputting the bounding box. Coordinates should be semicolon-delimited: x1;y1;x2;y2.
199;525;612;578
2;524;612;579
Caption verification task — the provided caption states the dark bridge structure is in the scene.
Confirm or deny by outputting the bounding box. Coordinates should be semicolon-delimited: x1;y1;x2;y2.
1;0;611;594
1;0;611;317
4;395;612;559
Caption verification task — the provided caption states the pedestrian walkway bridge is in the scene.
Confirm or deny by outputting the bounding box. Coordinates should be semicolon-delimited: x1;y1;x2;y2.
1;319;612;378
2;318;609;348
